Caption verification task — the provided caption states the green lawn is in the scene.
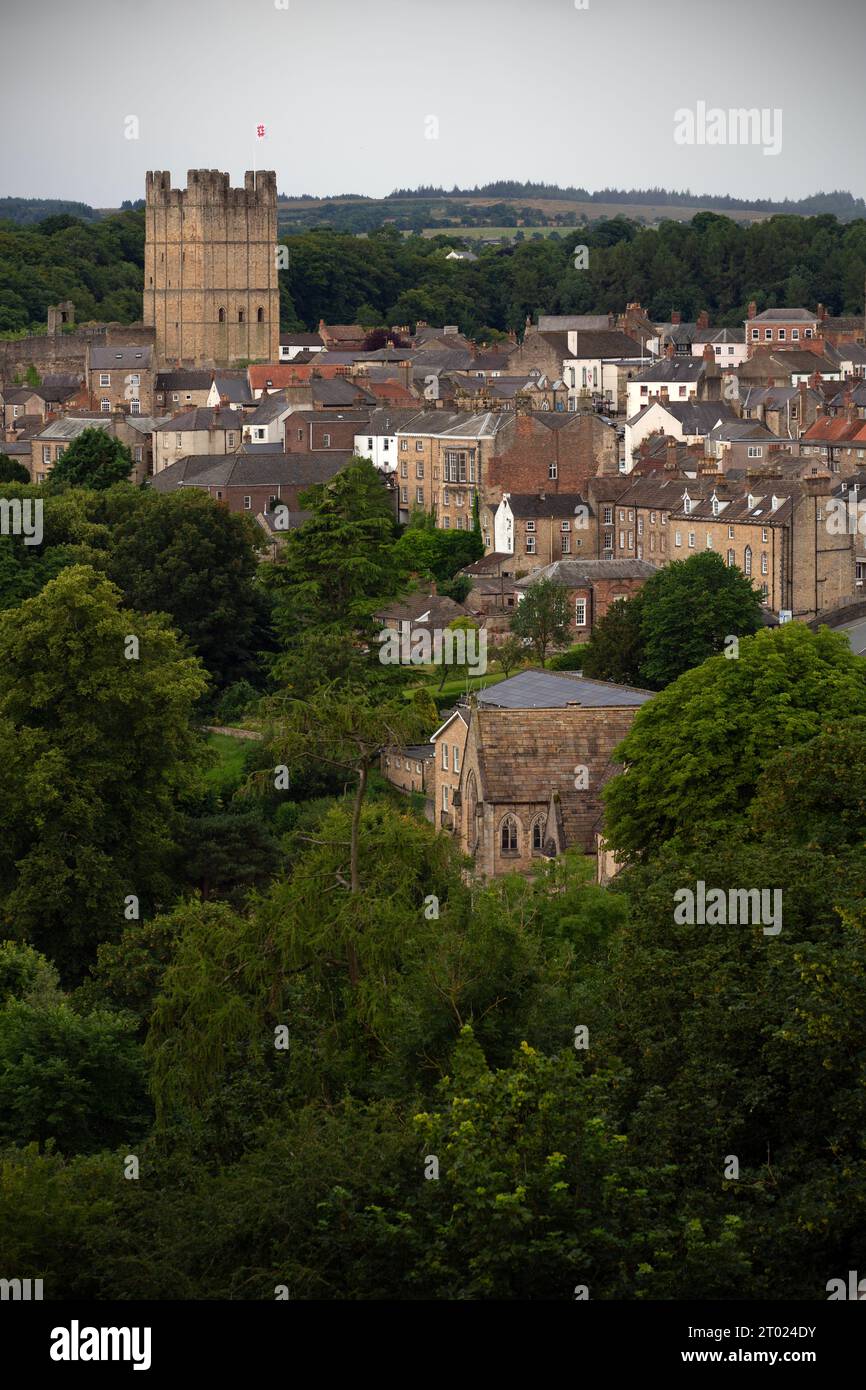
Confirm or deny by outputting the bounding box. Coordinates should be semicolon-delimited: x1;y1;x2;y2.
204;733;250;795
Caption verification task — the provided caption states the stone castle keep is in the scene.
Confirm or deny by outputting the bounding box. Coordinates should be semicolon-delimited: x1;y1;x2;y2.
143;169;279;367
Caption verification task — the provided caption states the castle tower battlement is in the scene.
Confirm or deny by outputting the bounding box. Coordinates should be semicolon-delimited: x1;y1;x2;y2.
144;169;279;367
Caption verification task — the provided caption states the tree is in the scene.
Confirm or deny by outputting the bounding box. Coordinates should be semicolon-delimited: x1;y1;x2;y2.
103;489;268;691
494;634;527;678
637;551;763;688
0;454;30;483
0;565;208;978
509;576;571;664
48;429;133;490
603;623;866;864
579;594;645;684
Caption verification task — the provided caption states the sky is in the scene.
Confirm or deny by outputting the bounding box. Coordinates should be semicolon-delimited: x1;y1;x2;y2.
1;0;864;207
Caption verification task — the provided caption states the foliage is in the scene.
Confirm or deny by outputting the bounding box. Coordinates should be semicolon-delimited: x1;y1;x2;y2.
47;429;133;490
509;576;572;663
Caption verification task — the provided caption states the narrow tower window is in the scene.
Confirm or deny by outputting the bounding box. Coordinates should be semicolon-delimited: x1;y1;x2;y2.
218;308;226;323
257;307;264;323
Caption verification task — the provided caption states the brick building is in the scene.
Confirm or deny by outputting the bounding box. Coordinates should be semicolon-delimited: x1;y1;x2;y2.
486;492;593;573
484;409;619;513
514;558;657;640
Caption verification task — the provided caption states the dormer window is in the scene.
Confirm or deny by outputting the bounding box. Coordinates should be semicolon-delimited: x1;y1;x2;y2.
683;494;692;515
711;495;720;516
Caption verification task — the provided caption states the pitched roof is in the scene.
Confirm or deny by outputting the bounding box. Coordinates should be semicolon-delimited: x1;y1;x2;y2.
155;406;240;432
476;669;653;709
567;330;645;359
515;558;657;588
89;345;153;369
501;492;590;519
155;370;213;391
750;308;818;322
149;451;351;493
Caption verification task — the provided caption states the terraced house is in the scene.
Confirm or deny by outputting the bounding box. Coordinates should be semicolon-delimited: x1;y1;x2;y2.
393;411;506;530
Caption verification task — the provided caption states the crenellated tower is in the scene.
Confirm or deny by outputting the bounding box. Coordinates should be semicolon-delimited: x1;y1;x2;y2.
144;169;279;367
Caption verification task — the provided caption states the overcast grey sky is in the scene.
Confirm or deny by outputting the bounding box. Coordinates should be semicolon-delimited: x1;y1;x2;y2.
1;0;864;206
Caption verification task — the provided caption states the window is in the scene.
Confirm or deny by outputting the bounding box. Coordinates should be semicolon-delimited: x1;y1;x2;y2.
650;511;656;524
227;433;236;448
297;428;303;442
778;329;786;341
603;506;613;525
100;398;111;412
128;374;140;386
728;525;735;539
134;446;143;462
637;516;643;536
619;529;625;549
744;545;752;576
747;446;762;459
661;512;667;525
238;310;245;323
416;487;424;505
627;531;634;549
442;785;449;811
400;440;407;451
257;307;264;323
176;433;182;447
99;373;110;386
761;582;769;599
706;533;713;548
683;496;692;515
526;520;535;531
575;598;587;626
688;531;695;548
42;445;51;464
443;488;449;505
367;438;373;449
240;496;251;510
765;328;772;340
761;551;768;575
129;399;141;415
401;461;408;478
805;328;813;339
675;529;682;547
525;535;536;553
416;461;424;479
561;520;570;532
400;486;408;504
792;329;800;341
751;328;759;340
322;434;331;447
416;441;423;451
442;743;448;770
761;527;768;542
561;534;570;553
727;548;735;566
218;308;226;323
453;746;460;773
500;816;518;854
548;461;557;479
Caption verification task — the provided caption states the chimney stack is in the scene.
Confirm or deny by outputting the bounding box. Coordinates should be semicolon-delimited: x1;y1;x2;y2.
748;301;757;320
671;310;681;326
697;310;710;330
666;341;675;359
665;440;678;472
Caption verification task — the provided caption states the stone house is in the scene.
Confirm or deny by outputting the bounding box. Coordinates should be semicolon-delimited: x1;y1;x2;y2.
153;405;244;473
486;492;594;574
154;369;214;412
286;409;371;454
514;558;657;640
88;345;154;415
149;451;352;514
429;706;470;829
668;476;854;620
451;670;653;876
380;744;434;802
393;411;507;532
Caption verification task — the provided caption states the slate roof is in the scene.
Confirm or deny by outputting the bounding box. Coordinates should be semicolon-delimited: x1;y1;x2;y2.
633;356;706;383
280;332;324;347
503;492;591;519
149;451;351;492
567;330;645;359
631;400;740;432
515;559;657;589
156;406;241;432
476;669;653;709
90;345;153;369
750;308;818;322
373;593;471;626
155;370;213;392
